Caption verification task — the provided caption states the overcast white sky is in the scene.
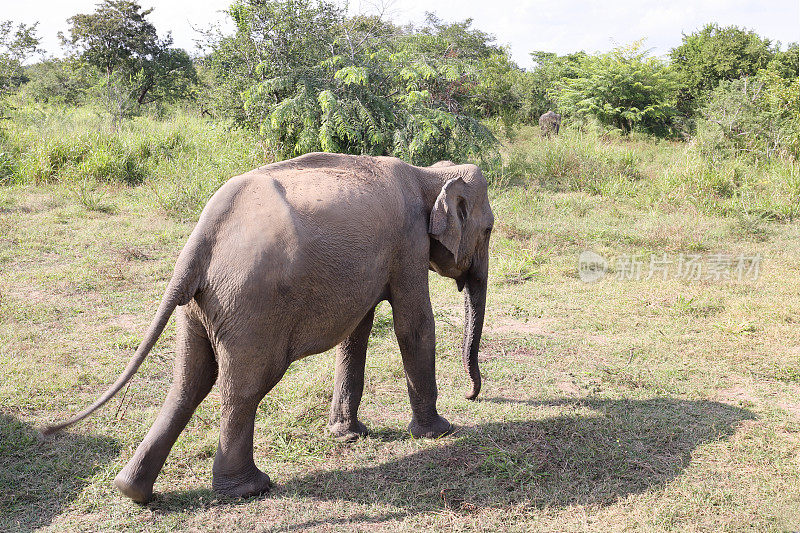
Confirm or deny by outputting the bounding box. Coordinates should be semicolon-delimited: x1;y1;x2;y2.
6;0;799;68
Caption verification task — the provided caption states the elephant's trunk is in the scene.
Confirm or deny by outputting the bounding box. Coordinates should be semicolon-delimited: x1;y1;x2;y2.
462;251;488;400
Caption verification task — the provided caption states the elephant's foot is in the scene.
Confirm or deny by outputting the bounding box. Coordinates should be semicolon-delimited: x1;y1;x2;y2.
328;419;369;442
114;471;154;504
409;415;452;438
212;468;273;499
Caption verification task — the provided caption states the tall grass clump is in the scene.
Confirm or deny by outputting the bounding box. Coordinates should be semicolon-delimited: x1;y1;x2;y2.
490;126;649;195
0;129;15;182
14;132;147;185
655;148;800;220
0;104;267;217
490;123;800;222
129;113;267;218
4;104;799;223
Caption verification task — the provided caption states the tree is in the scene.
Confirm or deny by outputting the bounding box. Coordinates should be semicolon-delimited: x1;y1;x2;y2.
769;42;799;82
697;65;800;160
670;23;776;110
203;0;348;125
515;50;586;122
23;57;100;105
62;0;197;108
472;51;521;126
0;20;40;94
402;13;520;124
555;42;679;136
416;13;502;61
204;0;497;165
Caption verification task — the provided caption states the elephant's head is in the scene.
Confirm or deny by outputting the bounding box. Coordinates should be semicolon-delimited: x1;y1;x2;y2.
426;162;494;400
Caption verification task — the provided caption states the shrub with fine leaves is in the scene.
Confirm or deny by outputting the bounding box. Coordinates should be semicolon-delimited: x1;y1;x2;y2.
205;0;498;165
555;42;680;137
696;66;800;161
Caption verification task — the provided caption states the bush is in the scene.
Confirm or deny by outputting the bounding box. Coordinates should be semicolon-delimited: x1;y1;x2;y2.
205;1;499;165
22;58;100;106
695;67;800;161
554;42;680;137
488;123;800;221
1;105;266;215
670;23;777;111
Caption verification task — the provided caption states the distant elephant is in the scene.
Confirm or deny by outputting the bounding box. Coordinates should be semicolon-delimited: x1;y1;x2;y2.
539;110;561;136
43;153;494;503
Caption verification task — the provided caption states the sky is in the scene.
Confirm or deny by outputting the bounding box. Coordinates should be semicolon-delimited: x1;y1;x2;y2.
6;0;799;69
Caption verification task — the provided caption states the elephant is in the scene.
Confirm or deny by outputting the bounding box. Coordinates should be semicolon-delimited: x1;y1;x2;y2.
42;152;494;503
539;110;561;137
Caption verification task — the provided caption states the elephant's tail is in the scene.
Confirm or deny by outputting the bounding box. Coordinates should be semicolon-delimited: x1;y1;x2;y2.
40;249;202;436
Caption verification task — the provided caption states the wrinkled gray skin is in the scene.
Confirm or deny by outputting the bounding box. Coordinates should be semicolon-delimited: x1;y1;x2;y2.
539;110;561;136
42;153;494;503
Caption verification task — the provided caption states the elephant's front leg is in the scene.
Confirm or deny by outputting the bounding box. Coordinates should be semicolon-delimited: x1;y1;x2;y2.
328;307;375;442
391;283;452;439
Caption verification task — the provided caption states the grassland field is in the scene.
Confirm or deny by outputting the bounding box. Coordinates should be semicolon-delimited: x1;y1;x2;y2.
1;106;800;531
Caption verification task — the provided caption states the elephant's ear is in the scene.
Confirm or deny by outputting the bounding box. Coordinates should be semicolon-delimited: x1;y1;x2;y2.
429;176;468;260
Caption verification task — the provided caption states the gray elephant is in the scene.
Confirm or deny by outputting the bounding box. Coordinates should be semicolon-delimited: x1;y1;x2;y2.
539;110;561;136
43;153;494;503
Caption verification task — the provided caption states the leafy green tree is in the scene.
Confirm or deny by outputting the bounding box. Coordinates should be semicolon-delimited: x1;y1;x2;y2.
670;23;776;110
205;0;497;165
391;14;520;127
0;20;40;94
416;13;502;61
472;51;521;128
555;42;679;136
23;58;101;105
769;42;799;81
697;64;800;160
516;50;586;122
62;0;197;107
204;0;347;125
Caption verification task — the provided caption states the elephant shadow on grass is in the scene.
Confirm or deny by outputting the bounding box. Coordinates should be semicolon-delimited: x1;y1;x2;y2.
0;413;119;532
279;397;753;519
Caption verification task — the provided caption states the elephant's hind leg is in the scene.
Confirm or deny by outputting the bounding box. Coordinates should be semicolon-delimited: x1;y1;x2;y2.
328;307;375;441
211;341;286;499
114;308;218;503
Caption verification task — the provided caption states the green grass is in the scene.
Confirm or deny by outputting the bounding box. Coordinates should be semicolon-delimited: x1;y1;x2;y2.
2;109;800;531
491;126;800;221
0;104;267;218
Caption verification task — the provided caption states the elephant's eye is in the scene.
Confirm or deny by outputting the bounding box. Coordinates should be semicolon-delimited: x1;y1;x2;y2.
484;228;492;237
